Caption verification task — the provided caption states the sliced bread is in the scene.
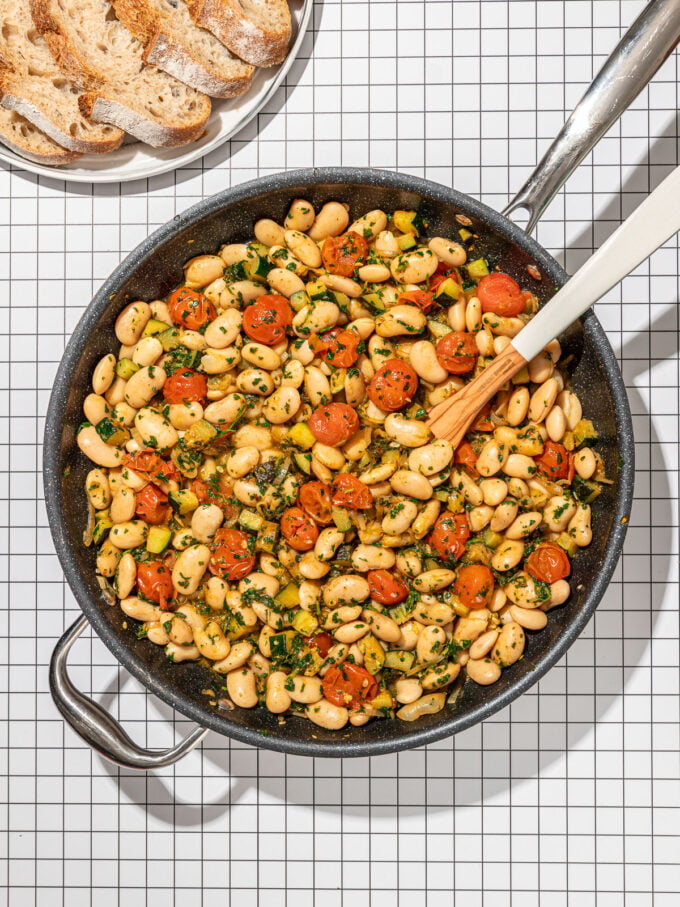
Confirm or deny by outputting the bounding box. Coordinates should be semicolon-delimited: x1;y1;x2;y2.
0;106;81;164
112;0;255;99
186;0;291;67
30;0;212;148
0;0;123;153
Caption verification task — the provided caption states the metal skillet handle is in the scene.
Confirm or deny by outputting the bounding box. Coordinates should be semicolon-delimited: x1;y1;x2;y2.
50;615;209;769
504;0;680;232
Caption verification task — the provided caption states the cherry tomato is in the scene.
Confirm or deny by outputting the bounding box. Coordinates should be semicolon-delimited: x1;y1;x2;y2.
435;331;477;374
428;511;470;562
310;329;361;368
280;507;319;551
124;450;179;484
304;631;333;658
137;561;174;609
209;528;256;580
526;542;571;584
398;289;437;313
322;662;378;708
308;402;359;447
535;441;572;481
135;484;170;525
454;564;495;609
331;474;373;510
163;368;207;404
168;287;216;331
454;441;478;469
367;569;410;605
477;272;526;317
298;481;333;525
242;294;292;346
321;231;368;276
366;358;419;412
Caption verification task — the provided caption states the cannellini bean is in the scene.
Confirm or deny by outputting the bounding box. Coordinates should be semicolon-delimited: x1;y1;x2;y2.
396;692;447;722
194;620;230;660
469;629;500;661
255;218;286;247
132;337;163;368
167;401;203;431
466;297;482;333
83;393;110;425
447;297;466;332
115;302;151;346
86;469;111;510
321;573;371;608
267;267;306;298
451;469;484;506
172;544;211;595
491;539;525;572
557;390;582;430
109;520;148;550
124;365;166;410
204;393;247;426
375;305;427;337
374;230;400;258
114;552;137;600
334;622;370;644
395;677;423;705
416;625;447;664
413;600;455;626
146;623;169;646
574;447;596;479
411;500;441;539
323;605;362;630
428;236;466;267
413;569;455;593
390;248;438;284
304;366;331;406
468;505;493;533
105;376;127;407
239;572;280;599
236;368;275;396
241;342;281;371
390;470;433;501
505;511;542;540
410;339;448;384
466;658;502;685
507;477;530;501
506;387;530;427
545;579;571;608
396;549;422;577
308;202;349;241
421;662;460;691
358;263;391;282
479;478;508;507
226;668;258;708
384;414;431;448
382;500;418;535
349;209;388;239
320;273;362;297
528;377;559;424
266;671;292;713
134;407;178;452
205;576;227;611
474;328;494;357
213;640;255;674
298;552;331;580
178;330;207;351
191;503;223;543
475;439;510;478
294;301;342;337
110;487;137;523
408;440;453;477
226;446;259;478
508;605;548;631
306;699;349;729
492;621;525;666
362;609;401;643
285;229;322;268
543;495;577;532
201;347;241;375
502;454;536;480
281;358;305;388
184;255;224;289
268;244;306;276
203;309;242;349
528;349;555;384
314;528;345;562
287;675;324;704
262;386;301;424
545;405;567;442
482;312;524;337
92;354;116;395
77;426;124;468
284;199;315;232
219;243;250;266
344;369;366;406
568;503;592;547
97;540;121;577
233;424;271;449
505;571;543;608
120;596;161;622
164;642;200;662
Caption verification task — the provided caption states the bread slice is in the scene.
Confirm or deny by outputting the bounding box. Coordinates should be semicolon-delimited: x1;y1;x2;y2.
30;0;212;148
0;106;81;164
0;0;123;153
187;0;291;67
112;0;254;99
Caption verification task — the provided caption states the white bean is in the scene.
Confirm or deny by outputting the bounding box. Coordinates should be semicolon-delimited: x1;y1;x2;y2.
491;539;525;572
479;478;508;507
204;393;247;426
306;700;349;730
492;621;525;666
267;267;306;298
287;676;323;704
284;230;322;268
508;605;548;631
390;248;438;284
384;414;431;448
86;469;111;510
77;426;124;468
574;447;596;479
314;528;345;562
475;440;510;478
466;658;502;685
255;218;286;247
124;366;167;410
362;609;401;643
323;574;371;606
416;626;448;664
92;354;116;395
505;511;542;540
375;305;427;337
120;596;161;622
308;202;349;241
115;302;151;346
396;692;447;722
568;504;592;547
226;668;258;708
390;470;433;501
134;407;178;451
110;487;136;523
408;440;453;477
507;387;530;426
191;504;224;543
382;500;418;535
410;340;448;384
266;672;292;713
109;520;148;550
262;386;301;424
172;544;211;595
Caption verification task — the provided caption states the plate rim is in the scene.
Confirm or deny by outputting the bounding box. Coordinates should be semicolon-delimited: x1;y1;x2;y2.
0;0;313;185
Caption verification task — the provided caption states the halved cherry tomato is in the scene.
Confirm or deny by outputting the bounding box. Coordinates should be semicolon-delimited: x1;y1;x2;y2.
367;569;410;605
477;272;525;317
310;329;361;368
322;662;378;708
331;474;373;510
526;542;571;584
321;231;368;276
137;561;174;609
168;287;217;331
135;484;170;525
124;450;179;484
435;331;477;374
454;564;495;609
280;507;319;551
242;294;292;345
209;528;256;580
454;441;478;469
308;402;359;447
398;289;436;313
298;481;333;525
366;358;419;412
535;441;572;481
428;511;470;562
305;631;333;658
163;368;207;404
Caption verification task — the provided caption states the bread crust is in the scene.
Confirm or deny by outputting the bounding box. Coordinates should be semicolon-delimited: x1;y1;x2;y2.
187;0;292;67
0;107;81;165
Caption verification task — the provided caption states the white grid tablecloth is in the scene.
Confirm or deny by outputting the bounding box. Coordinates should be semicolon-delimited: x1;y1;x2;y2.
1;0;679;903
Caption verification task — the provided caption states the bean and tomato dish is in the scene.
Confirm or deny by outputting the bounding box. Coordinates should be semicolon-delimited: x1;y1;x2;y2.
78;199;604;731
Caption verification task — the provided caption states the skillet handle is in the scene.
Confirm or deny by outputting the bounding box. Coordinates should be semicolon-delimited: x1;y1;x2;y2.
50;615;209;769
504;0;680;232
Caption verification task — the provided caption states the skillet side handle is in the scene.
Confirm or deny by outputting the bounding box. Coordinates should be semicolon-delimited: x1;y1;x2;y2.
50;615;209;769
504;0;680;233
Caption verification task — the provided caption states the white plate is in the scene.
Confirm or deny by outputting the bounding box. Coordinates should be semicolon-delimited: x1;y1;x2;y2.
0;0;312;184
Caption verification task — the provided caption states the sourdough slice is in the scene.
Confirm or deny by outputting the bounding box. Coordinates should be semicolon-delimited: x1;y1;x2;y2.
112;0;254;99
0;0;123;153
30;0;212;148
187;0;291;67
0;106;81;164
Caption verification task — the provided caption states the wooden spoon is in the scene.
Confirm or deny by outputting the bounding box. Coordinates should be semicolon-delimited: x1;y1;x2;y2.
427;165;680;446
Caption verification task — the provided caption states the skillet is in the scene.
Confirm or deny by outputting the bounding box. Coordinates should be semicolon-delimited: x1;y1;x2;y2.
44;0;679;767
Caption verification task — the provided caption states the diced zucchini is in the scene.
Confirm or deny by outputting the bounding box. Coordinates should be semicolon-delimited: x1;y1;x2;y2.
248;241;270;258
171;445;201;478
287;422;316;450
158;327;181;352
384;649;415;672
572;476;601;504
275;583;300;609
370;690;394;713
556;531;578;557
239;509;264;533
433;488;451;503
269;630;297;658
467;258;489;279
573;419;599;448
147;525;172;554
292;610;319;636
169;489;199;515
289;289;310;312
256;519;279;554
115;358;140;380
361;291;388;314
95;417;130;447
223;616;254;642
329;369;346;394
427;319;453;340
482;528;504;549
463;540;492;566
244;253;271;284
332;506;352;532
294;452;312;475
306;279;329;299
397;233;417;251
358;635;385;675
142;318;172;338
434;277;461;301
459;228;473;242
390;602;417;626
182;419;217;449
512;365;531;385
92;513;113;545
168;346;202;371
562;430;575;452
330;290;350;312
393;210;420;236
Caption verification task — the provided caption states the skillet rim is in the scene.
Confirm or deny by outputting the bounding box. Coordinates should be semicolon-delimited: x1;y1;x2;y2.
43;167;635;757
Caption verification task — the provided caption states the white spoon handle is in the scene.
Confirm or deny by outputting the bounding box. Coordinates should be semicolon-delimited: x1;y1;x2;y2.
512;164;680;362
